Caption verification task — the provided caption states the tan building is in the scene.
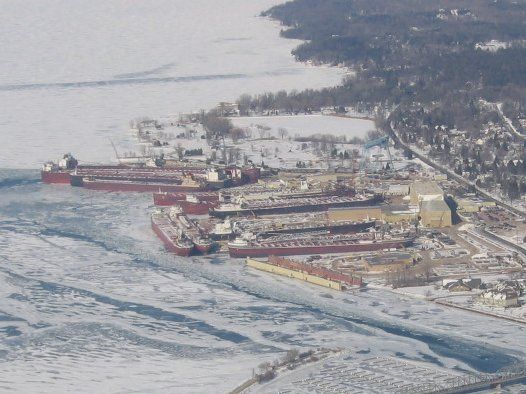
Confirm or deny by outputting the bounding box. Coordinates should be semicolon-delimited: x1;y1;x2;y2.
328;206;382;222
409;181;445;205
382;205;418;224
329;205;418;224
457;199;480;214
420;199;452;227
410;181;452;227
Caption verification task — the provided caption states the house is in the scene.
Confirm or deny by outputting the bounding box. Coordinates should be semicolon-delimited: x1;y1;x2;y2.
443;278;482;292
478;289;519;308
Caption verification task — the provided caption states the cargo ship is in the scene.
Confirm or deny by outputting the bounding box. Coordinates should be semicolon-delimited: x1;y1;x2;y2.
228;232;414;258
41;154;261;191
210;194;383;218
176;195;219;215
41;154;79;184
152;185;343;207
77;174;212;193
153;191;219;206
167;207;214;254
233;214;376;237
151;210;194;256
151;208;215;255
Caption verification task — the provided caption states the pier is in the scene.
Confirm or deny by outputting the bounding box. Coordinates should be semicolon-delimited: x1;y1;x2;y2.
415;363;526;393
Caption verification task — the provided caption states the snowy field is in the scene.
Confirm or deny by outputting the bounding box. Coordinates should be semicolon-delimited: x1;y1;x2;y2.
232;115;375;140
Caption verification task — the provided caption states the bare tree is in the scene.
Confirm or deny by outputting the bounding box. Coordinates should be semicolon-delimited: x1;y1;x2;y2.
278;127;289;139
258;362;271;374
174;143;184;160
283;349;299;364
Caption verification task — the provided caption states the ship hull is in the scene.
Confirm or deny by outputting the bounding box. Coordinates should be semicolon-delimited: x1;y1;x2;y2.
179;200;218;215
151;217;193;256
80;179;210;193
153;192;219;206
194;242;213;254
262;220;375;237
229;239;413;258
211;195;383;218
41;171;71;184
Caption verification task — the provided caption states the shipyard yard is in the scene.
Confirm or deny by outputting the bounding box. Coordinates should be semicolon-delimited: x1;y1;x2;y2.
2;1;526;393
28;107;526;392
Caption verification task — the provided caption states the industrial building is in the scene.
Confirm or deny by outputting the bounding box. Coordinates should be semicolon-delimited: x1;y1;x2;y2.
420;199;452;227
328;206;382;222
361;252;414;273
328;205;417;225
410;181;452;227
409;181;445;205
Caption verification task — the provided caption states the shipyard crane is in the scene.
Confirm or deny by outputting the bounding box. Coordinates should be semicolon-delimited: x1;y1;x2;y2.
361;135;394;173
108;138;123;165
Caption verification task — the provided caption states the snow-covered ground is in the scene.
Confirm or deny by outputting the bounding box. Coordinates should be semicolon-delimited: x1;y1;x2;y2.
232;114;374;140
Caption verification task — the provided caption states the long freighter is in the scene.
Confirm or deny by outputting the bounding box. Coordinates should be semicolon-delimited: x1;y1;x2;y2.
79;176;212;193
153;191;219;206
167;207;215;254
228;233;415;258
41;154;209;184
232;213;376;237
41;154;261;191
210;194;383;218
151;210;194;256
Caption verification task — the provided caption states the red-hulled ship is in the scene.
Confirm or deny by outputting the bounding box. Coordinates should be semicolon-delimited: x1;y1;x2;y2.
233;214;376;237
151;210;194;256
77;175;212;193
167;207;214;254
176;195;219;215
153;191;219;206
41;154;78;184
41;154;261;192
210;194;383;218
228;232;414;258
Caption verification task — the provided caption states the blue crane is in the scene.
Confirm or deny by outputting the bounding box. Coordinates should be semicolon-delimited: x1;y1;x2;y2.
362;135;394;172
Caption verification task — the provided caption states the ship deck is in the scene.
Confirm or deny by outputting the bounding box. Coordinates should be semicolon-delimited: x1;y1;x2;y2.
151;213;194;248
217;195;375;212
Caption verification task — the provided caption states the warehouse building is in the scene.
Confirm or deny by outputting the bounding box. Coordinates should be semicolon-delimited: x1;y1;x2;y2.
420;199;452;227
409;181;445;205
410;181;452;228
328;206;383;222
